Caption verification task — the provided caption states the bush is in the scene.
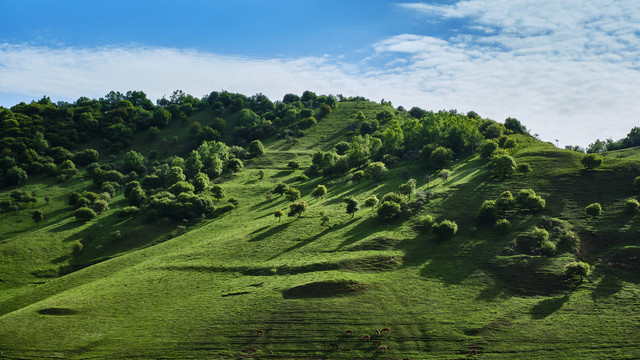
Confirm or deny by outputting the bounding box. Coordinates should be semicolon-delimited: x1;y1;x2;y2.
433;220;458;239
477;200;498;224
624;198;640;214
418;215;435;230
495;218;511;234
565;261;590;282
295;174;309;183
377;201;401;221
528;227;549;243
540;240;556;256
489;155;517;179
515;189;546;212
382;192;405;204
285;187;301;202
581;154;603;170
364;195;379;210
430;147;454;170
478;140;499;159
365;162;388;182
75;207;97;221
119;206;140;218
585;202;602;216
556;229;580;253
516;163;531;173
92;199;109;214
496;190;515;210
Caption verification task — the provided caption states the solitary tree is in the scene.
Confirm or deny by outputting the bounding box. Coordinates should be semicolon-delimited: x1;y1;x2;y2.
565;261;590;283
430;147;454;170
287;160;300;171
399;179;417;200
32;210;44;224
352;170;364;183
364;195;379;210
489;155;517;179
439;169;451;183
585;202;602;217
274;209;284;222
288;201;308;218
211;184;225;202
272;183;288;197
581;154;603;170
285;187;301;202
344;197;360;218
365;162;387;182
247;140;265;158
311;185;327;200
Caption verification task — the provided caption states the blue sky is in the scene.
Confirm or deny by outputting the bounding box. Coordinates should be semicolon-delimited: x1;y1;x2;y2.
1;0;640;147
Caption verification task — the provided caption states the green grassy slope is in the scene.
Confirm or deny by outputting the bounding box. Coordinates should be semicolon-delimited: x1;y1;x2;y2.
1;102;640;359
603;145;640;161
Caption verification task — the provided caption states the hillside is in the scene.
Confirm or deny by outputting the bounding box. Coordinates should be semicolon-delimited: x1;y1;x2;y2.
1;93;640;359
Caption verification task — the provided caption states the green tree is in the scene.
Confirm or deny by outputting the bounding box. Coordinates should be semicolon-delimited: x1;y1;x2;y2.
430;147;454;170
377;201;401;221
123;150;146;174
311;185;327;199
75;207;97;221
352;170;364;183
184;150;203;179
344;197;360;218
274;209;284;222
433;220;458;239
288;201;308;218
515;189;546;212
285;187;301;202
477;200;498;224
625;198;640;214
32;210;44;224
227;158;243;173
478;140;499;159
128;186;147;207
152;107;172;128
6;166;28;186
585;202;602;216
364;195;379;210
489;155;517;179
581;154;603;170
247;140;265;158
192;173;210;193
272;183;288;197
365;162;387;182
398;179;417;200
287;160;300;171
211;184;225;202
565;261;590;283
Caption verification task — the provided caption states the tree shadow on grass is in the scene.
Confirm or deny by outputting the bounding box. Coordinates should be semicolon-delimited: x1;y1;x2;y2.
268;219;356;260
249;222;291;242
591;271;626;300
530;294;570;319
335;216;392;250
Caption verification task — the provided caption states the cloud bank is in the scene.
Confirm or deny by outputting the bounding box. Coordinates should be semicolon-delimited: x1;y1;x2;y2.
1;0;639;147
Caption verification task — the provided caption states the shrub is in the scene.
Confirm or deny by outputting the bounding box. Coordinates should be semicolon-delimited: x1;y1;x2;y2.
585;202;602;217
556;229;580;253
311;185;327;199
32;210;44;224
515;189;546;212
433;220;458;239
516;163;531;173
364;195;379;210
528;227;549;243
351;170;364;183
625;198;640;214
495;218;511;234
287;160;300;171
496;190;515;210
382;192;405;204
288;201;308;218
215;203;235;215
489;155;517;179
343;197;360;218
581;154;603;170
227;158;244;172
430;146;454;170
377;201;401;221
101;182;117;197
418;215;435;230
247;140;265;157
540;240;557;256
272;183;288;197
478;140;499;159
75;207;97;221
295;174;309;183
227;197;239;208
274;209;284;222
477;200;498;224
92;199;109;214
119;206;140;218
285;187;301;202
168;181;195;195
365;162;388;182
565;261;590;282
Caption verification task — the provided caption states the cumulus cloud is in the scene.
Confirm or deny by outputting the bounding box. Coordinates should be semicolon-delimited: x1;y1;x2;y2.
1;0;639;147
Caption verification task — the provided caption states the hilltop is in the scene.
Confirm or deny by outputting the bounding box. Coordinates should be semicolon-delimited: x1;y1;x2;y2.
1;91;639;359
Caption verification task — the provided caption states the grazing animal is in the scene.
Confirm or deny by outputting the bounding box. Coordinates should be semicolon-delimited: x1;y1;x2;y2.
255;329;264;335
375;329;382;337
330;343;339;349
382;327;391;332
345;329;354;335
378;345;388;352
469;349;478;355
361;334;371;341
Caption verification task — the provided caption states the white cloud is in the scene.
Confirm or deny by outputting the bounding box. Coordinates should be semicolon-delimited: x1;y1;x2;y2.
1;0;640;148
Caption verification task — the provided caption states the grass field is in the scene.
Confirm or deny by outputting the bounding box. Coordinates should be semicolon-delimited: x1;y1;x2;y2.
1;102;640;359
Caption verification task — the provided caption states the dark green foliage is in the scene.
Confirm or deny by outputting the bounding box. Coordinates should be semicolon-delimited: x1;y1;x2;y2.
75;207;97;221
489;155;517;179
274;209;284;222
123;150;146;174
504;117;526;134
6;166;28;185
343;197;360;218
633;176;640;193
381;192;404;205
285;187;301;202
484;123;503;139
146;126;160;140
74;149;99;166
477;200;499;224
377;201;401;221
398;179;416;200
272;183;287;197
119;206;140;218
192;173;210;193
247;140;265;158
430;147;454;170
288;201;308;218
495;218;511;233
295;174;309;183
565;261;590;283
152;107;171;128
364;195;379;210
515;189;546;212
287;160;300;171
365;162;387;182
92;199;109;214
433;220;458;239
439;169;451;183
624;199;640;214
227;158;243;173
227;197;239;208
168;181;195;195
311;185;327;199
418;215;435;230
528;227;550;243
334;141;350;155
124;181;141;198
101;182;117;197
581;154;603;170
127;186;147;207
478;140;499;159
32;210;43;224
72;240;83;255
516;162;531;174
585;203;602;217
351;170;364;183
540;240;557;256
556;229;580;253
496;190;515;210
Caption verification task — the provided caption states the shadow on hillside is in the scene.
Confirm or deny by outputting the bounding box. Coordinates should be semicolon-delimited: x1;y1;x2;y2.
529;294;570;319
249;222;291;242
268;219;356;260
591;273;623;300
336;216;388;249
